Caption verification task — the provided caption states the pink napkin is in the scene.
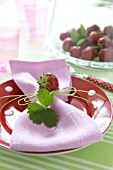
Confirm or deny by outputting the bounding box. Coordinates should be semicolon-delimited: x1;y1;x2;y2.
9;59;71;100
9;59;102;152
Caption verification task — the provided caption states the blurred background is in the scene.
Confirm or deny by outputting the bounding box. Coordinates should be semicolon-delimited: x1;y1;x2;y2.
0;0;113;63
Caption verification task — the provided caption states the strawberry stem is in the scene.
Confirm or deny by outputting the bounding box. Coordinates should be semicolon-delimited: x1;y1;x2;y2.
38;74;50;90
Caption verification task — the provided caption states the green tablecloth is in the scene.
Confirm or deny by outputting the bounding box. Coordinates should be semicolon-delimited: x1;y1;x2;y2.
0;65;113;170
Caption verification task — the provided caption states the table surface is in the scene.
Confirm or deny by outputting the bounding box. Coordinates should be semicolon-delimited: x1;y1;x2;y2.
0;1;113;170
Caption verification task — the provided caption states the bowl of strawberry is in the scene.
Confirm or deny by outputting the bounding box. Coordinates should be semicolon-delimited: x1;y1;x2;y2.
47;24;113;69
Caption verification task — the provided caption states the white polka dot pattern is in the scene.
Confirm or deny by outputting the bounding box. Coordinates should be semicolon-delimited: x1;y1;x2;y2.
87;76;113;92
5;86;13;92
88;90;96;96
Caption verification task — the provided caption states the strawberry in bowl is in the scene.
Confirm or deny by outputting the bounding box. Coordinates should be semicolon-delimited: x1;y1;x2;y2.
59;24;113;62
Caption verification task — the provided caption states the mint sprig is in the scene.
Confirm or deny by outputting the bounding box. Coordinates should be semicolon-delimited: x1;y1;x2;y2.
27;88;58;128
70;24;87;45
70;30;81;42
76;38;86;46
80;24;87;38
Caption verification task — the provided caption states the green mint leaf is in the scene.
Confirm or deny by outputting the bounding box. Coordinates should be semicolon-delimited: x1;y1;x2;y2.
96;29;102;37
28;102;45;124
27;102;58;128
70;30;81;42
37;88;54;107
92;45;99;55
76;38;86;46
97;43;104;50
43;108;58;128
80;24;87;38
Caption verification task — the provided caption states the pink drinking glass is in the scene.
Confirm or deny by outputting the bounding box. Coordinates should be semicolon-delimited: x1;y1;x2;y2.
15;0;54;39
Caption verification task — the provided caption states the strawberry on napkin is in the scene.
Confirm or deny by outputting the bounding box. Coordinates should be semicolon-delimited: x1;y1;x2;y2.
9;59;102;152
9;59;71;101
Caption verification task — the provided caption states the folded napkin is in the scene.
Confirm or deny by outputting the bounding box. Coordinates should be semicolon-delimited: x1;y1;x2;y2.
9;59;102;152
9;59;71;99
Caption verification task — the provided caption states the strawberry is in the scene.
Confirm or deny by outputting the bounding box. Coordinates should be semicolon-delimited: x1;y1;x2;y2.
60;32;70;41
38;73;59;92
103;25;113;39
98;37;111;48
87;24;100;35
62;37;75;51
81;46;96;60
111;40;113;47
88;31;100;44
98;47;113;62
80;39;91;50
60;28;75;41
70;46;81;58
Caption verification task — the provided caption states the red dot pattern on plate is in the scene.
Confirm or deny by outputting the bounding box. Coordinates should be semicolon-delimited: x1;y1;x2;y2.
87;76;113;92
